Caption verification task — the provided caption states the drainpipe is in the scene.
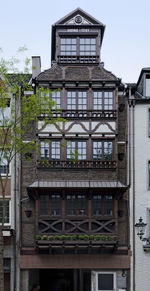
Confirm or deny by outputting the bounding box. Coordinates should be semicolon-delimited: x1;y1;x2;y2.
129;86;135;291
132;98;135;291
12;92;17;291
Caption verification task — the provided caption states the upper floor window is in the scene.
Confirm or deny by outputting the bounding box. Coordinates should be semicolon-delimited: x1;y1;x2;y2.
60;38;77;56
93;141;113;160
67;141;86;160
50;91;61;108
67;91;87;110
0;101;10;127
92;195;113;216
0;152;9;175
66;194;87;216
80;38;96;56
148;162;150;189
0;200;10;224
148;110;150;137
40;194;61;216
146;74;150;97
40;141;60;159
60;37;96;56
93;91;114;110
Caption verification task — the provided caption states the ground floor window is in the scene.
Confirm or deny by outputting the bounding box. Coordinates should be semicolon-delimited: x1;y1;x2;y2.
96;272;116;291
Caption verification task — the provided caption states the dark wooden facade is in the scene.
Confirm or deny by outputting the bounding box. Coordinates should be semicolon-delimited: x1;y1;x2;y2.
20;8;130;291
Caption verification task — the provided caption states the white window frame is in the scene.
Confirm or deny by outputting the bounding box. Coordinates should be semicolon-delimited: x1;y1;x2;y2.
0;199;11;226
146;208;150;238
96;271;116;291
0;152;10;177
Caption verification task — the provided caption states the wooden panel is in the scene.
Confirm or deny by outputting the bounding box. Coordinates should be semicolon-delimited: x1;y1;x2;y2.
20;254;130;269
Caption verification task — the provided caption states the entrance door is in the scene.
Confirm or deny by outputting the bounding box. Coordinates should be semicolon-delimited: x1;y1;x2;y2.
40;269;73;291
91;271;116;291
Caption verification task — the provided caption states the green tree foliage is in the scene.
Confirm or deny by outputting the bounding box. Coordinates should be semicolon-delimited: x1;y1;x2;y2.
0;49;62;291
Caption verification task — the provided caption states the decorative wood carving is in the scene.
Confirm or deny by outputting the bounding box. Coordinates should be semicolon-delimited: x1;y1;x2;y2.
38;217;116;234
37;160;117;169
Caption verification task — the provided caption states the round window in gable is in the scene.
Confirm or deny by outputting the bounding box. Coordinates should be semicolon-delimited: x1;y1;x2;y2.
75;16;82;24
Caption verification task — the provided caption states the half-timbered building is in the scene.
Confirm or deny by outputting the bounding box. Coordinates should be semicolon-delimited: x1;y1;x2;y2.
20;8;130;291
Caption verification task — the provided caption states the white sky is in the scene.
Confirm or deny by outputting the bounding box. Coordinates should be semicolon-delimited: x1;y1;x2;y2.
0;0;150;83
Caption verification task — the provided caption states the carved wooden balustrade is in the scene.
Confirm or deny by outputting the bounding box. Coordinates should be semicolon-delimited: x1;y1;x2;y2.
57;55;99;64
40;110;117;120
38;217;116;235
37;160;117;169
36;217;118;253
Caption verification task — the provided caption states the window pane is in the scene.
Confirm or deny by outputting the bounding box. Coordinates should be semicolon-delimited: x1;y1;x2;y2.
40;141;49;159
78;91;87;110
0;200;9;224
93;195;102;215
40;195;49;215
67;141;76;159
104;196;113;216
66;195;75;215
51;141;60;159
149;162;150;188
77;141;86;160
67;91;76;110
51;195;60;216
60;38;77;56
104;142;113;160
93;141;102;160
93;92;102;110
0;152;9;174
76;195;86;215
98;274;113;290
51;91;61;108
80;38;96;56
104;91;114;110
149;110;150;137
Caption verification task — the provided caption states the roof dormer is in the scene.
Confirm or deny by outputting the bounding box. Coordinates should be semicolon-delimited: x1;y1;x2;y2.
51;8;105;65
137;68;150;98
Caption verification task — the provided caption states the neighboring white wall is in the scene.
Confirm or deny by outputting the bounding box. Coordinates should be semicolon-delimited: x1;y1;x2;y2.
130;103;150;291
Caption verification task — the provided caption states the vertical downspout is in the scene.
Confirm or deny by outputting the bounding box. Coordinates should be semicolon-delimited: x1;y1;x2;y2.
129;85;135;291
132;99;135;291
13;92;17;291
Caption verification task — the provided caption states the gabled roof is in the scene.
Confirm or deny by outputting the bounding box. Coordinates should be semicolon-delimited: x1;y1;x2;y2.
54;7;105;26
